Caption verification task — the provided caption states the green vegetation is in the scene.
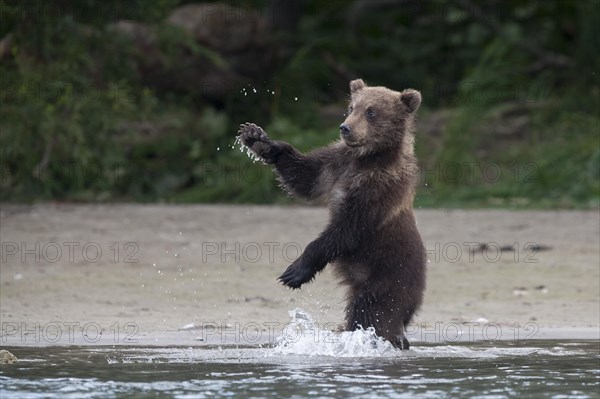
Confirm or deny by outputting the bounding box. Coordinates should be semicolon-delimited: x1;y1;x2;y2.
0;0;598;208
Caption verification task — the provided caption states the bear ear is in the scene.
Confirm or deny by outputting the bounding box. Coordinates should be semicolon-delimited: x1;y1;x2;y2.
400;89;421;113
350;79;366;95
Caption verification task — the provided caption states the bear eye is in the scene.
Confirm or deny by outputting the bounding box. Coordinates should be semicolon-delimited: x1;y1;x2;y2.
366;108;376;119
348;105;353;114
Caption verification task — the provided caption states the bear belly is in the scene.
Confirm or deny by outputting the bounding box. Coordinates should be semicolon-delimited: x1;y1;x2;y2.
333;259;372;285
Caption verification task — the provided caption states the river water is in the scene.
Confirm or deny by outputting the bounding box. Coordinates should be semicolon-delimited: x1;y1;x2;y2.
1;339;598;398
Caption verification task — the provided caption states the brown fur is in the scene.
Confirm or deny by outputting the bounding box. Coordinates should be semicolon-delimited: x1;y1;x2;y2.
238;79;426;349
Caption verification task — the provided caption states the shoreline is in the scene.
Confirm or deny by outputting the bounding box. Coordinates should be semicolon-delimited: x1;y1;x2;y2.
1;204;599;348
1;326;599;348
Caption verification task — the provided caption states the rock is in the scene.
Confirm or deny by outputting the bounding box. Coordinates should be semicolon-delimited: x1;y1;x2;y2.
0;350;17;364
108;20;156;47
108;3;277;100
0;33;14;59
171;3;278;81
167;3;267;52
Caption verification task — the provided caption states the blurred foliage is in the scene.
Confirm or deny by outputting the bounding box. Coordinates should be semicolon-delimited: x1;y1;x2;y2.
0;0;598;207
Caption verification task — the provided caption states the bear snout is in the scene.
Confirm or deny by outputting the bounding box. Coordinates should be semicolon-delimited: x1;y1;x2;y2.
339;123;351;136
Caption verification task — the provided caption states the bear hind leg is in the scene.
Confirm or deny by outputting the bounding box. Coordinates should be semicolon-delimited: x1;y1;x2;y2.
345;288;411;350
345;290;377;332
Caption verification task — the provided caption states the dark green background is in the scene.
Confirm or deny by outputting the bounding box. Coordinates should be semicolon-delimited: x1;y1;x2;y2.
1;0;598;208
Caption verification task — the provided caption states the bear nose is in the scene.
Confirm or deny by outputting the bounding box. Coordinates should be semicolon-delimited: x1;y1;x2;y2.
339;123;351;136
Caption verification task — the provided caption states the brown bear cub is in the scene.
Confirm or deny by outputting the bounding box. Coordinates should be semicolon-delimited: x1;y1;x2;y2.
238;79;426;349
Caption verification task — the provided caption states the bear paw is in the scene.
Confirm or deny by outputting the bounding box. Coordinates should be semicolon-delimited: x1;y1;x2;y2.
238;122;276;163
392;335;410;350
278;258;315;289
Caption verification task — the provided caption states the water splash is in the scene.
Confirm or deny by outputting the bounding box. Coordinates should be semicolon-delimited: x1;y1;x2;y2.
270;309;400;357
233;135;263;163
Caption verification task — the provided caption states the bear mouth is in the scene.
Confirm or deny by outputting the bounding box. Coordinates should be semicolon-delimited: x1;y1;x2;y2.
342;137;364;148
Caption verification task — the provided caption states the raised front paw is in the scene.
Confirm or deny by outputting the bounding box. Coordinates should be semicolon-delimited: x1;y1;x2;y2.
238;122;275;162
277;258;315;289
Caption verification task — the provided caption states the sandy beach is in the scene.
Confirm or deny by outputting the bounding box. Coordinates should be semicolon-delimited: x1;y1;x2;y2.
1;204;598;346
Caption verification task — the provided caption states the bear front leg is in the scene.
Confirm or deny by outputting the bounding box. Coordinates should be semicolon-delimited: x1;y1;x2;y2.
279;203;376;289
278;240;328;289
238;123;324;199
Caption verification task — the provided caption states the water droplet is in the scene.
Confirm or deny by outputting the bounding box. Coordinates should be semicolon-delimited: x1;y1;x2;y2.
294;97;298;101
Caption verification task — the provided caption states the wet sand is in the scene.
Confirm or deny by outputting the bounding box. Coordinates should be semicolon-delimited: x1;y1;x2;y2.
1;204;598;346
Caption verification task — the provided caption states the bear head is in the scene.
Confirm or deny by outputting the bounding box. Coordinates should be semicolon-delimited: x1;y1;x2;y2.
340;79;421;156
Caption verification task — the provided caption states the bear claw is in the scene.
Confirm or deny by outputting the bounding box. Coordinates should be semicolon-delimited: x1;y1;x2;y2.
278;260;315;289
238;122;277;163
277;269;304;289
239;123;270;148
